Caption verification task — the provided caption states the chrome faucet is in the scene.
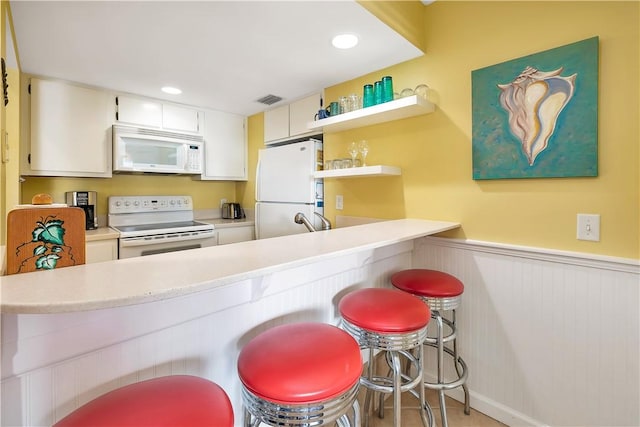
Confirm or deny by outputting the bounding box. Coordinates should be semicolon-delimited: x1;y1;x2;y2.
294;212;332;232
294;212;316;232
314;212;332;231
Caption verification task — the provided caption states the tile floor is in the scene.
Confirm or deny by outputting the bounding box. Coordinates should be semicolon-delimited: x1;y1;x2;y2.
358;388;506;427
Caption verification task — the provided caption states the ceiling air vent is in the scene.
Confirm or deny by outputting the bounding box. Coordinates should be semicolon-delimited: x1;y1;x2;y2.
256;94;283;105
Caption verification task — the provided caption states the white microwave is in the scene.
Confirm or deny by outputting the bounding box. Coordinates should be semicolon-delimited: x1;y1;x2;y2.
113;125;203;174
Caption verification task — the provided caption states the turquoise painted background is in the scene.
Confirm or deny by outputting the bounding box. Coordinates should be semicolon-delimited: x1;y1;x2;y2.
472;37;599;180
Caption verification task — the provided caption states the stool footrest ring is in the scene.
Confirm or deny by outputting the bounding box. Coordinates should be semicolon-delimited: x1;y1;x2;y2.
423;344;469;391
360;350;423;395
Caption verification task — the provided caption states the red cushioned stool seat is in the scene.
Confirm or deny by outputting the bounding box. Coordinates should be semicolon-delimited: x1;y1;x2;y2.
339;288;434;427
339;287;430;333
391;269;470;427
391;269;464;298
237;322;362;426
54;375;233;427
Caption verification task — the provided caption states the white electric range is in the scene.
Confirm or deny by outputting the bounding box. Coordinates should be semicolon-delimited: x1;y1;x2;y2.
108;195;217;259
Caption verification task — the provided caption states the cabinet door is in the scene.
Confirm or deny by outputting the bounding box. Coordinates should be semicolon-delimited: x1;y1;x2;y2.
86;239;118;263
163;104;201;134
289;93;320;137
116;95;162;128
263;104;289;144
217;226;255;245
29;78;111;176
199;109;247;180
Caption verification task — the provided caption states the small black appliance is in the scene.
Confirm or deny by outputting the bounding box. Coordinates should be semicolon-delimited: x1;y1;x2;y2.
65;191;98;230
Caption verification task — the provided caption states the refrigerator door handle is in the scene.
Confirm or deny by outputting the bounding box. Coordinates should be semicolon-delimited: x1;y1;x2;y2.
255;156;262;201
255;203;261;239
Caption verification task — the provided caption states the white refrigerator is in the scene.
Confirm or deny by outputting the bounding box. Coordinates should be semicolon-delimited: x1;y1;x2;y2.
255;139;324;239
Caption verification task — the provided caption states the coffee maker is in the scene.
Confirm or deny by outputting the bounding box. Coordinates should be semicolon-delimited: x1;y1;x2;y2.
65;191;98;230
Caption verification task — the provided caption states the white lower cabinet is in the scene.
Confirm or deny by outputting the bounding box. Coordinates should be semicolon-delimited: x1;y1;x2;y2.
197;109;247;181
86;239;118;263
217;226;254;245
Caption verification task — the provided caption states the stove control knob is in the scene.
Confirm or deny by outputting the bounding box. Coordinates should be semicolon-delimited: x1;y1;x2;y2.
170;200;176;206
134;201;140;207
125;201;130;207
115;201;121;207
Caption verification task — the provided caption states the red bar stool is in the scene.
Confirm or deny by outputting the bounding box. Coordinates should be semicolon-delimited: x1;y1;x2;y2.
237;322;362;426
53;375;233;427
339;287;434;427
391;269;470;427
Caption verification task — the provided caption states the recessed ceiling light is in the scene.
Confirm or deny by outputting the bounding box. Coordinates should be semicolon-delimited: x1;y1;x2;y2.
332;34;358;49
161;86;182;95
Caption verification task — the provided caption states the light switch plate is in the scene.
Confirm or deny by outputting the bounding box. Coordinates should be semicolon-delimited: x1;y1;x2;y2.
336;195;343;210
577;214;600;241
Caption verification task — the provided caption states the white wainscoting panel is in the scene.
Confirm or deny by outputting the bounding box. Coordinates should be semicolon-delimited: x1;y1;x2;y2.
415;237;639;427
1;242;413;426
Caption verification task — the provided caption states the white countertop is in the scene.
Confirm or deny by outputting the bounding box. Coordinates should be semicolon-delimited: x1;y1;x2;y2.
0;219;459;314
85;227;120;242
199;218;254;229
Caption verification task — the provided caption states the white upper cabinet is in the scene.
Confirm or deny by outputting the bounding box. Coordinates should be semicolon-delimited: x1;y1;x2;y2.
289;94;321;136
162;104;200;133
115;96;162;128
196;109;247;181
263;104;289;143
115;95;201;134
264;93;321;145
24;78;112;177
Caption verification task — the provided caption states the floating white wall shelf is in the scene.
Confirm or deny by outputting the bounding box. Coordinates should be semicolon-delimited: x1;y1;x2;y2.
314;165;401;178
307;95;435;133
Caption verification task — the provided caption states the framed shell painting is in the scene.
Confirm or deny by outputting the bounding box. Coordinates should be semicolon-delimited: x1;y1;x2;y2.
472;37;598;179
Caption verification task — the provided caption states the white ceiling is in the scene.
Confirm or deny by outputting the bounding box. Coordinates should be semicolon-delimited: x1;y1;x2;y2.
9;1;424;116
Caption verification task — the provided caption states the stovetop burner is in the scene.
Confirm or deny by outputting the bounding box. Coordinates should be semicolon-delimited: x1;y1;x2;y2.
108;196;215;238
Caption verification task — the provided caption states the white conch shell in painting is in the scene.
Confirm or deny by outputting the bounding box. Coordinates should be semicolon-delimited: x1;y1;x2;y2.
498;66;576;165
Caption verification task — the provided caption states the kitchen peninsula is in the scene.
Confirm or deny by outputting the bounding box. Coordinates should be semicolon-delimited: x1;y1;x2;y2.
1;219;458;426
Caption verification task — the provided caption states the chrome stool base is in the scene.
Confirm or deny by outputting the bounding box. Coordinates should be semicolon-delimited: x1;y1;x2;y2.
390;269;471;427
242;381;360;427
342;318;434;427
424;308;470;427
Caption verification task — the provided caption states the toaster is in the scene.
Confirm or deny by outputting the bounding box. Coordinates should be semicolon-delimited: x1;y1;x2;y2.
221;202;244;219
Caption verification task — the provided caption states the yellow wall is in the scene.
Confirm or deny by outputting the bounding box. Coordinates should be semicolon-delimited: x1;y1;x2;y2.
21;176;237;215
357;0;426;52
237;113;261;209
321;1;639;259
9;1;640;260
0;0;21;244
0;0;5;244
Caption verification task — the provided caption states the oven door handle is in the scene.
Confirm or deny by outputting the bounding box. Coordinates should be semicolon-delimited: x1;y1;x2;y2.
119;230;216;247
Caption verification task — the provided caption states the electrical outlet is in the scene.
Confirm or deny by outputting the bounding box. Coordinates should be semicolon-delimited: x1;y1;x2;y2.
577;214;600;241
220;198;227;208
336;195;343;210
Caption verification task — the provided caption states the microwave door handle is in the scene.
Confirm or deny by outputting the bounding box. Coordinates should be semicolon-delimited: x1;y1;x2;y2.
182;144;188;170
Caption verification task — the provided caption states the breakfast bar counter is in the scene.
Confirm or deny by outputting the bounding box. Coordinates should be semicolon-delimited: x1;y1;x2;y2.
1;219;459;314
1;218;459;426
